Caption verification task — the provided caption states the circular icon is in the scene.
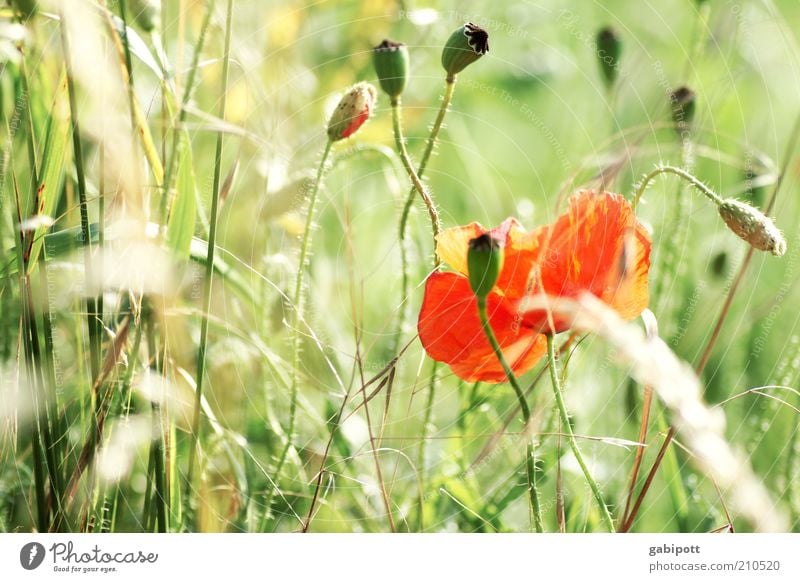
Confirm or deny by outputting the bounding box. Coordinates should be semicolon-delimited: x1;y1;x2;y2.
20;542;46;570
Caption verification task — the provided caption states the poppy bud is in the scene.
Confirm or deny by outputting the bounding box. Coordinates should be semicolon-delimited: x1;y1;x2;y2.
129;0;161;33
326;82;377;142
718;198;786;256
670;86;696;134
595;27;621;88
441;23;489;80
373;40;409;100
467;233;504;299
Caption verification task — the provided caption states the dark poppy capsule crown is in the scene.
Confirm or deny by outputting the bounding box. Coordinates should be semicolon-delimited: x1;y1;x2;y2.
441;23;489;80
373;39;409;100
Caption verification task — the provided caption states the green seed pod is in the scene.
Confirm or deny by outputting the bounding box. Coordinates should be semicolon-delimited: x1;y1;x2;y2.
595;27;621;88
326;82;377;142
10;0;38;19
441;22;489;80
373;40;409;100
129;0;161;33
467;233;504;299
718;198;786;256
670;86;696;134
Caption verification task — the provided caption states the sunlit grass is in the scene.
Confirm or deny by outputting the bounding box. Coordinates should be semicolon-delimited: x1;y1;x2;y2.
0;0;799;533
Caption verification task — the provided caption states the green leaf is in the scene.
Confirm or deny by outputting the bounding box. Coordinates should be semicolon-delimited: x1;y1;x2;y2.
167;133;197;260
26;71;68;274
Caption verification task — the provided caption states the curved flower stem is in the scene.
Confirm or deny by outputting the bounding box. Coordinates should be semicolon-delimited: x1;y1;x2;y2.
395;79;455;351
391;97;441;261
632;165;722;211
268;139;333;522
390;90;448;532
546;335;615;532
651;140;695;316
398;79;455;284
477;297;543;533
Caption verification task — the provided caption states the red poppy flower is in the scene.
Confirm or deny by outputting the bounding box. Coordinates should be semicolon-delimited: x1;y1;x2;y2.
417;190;651;383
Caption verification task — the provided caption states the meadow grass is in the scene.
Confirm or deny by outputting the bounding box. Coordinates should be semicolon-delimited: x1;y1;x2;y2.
0;0;799;533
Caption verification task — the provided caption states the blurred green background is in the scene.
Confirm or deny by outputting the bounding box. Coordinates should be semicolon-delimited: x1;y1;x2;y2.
1;0;799;533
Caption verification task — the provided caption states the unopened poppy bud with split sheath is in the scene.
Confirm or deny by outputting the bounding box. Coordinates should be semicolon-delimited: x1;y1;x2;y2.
326;82;377;142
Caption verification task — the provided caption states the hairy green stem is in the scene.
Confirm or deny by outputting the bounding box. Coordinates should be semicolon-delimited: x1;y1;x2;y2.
398;79;455;306
546;335;615;532
632;165;722;211
477;296;543;532
652;141;694;316
390;88;450;531
266;139;333;525
391;98;441;260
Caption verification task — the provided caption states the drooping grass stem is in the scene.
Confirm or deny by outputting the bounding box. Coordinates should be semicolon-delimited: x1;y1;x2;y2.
546;334;615;533
268;138;333;520
476;297;543;533
185;0;235;511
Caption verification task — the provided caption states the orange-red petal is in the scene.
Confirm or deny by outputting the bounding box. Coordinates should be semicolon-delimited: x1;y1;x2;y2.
340;105;371;139
523;190;651;332
417;271;546;383
435;217;538;300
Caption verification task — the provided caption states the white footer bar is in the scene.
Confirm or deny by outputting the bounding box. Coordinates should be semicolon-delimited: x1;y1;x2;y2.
1;533;798;581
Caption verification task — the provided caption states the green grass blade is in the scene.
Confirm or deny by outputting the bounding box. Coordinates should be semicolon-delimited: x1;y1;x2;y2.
25;71;68;274
167;133;197;259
